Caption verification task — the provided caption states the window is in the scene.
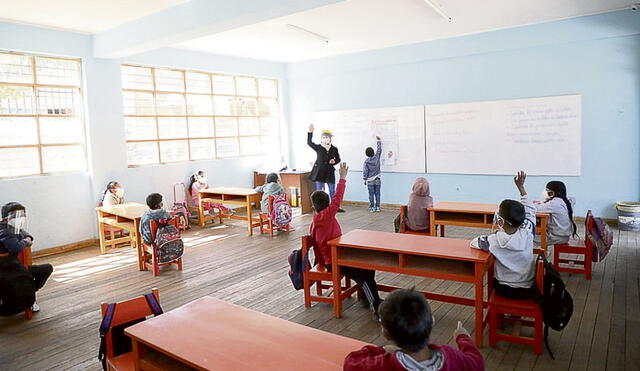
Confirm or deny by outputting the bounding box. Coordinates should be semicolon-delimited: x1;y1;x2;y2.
121;65;281;166
0;52;86;178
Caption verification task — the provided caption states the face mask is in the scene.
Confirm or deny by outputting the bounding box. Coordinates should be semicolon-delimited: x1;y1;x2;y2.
115;188;124;198
542;189;552;202
7;210;27;234
492;212;508;233
198;177;207;184
321;137;331;146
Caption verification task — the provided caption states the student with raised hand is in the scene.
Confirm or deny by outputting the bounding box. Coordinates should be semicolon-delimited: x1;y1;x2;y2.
363;136;382;212
470;171;537;299
535;181;577;245
344;288;484;370
307;123;344;212
102;181;125;207
309;162;381;319
255;173;285;213
0;202;53;314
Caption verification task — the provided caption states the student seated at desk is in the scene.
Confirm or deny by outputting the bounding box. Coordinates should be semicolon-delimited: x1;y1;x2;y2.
0;202;53;314
310;163;382;320
140;193;171;245
406;177;433;232
344;289;484;371
189;170;232;215
102;181;125;207
254;173;285;213
535;181;577;245
470;171;536;300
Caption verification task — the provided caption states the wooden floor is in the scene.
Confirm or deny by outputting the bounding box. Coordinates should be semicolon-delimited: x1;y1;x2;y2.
1;206;638;371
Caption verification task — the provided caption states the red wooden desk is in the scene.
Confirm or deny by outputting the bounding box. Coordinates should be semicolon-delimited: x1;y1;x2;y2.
428;201;549;254
329;229;492;347
125;296;367;370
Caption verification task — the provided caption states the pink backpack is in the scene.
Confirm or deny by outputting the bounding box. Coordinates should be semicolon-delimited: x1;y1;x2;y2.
171;182;190;231
270;193;292;226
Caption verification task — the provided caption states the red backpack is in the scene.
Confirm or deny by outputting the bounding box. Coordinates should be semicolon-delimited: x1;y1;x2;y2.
270;193;292;226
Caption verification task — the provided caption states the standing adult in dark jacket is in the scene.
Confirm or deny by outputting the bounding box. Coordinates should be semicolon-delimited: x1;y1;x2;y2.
307;124;345;212
0;202;53;314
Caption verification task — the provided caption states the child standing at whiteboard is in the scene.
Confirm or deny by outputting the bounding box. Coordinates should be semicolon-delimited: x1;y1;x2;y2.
363;136;382;212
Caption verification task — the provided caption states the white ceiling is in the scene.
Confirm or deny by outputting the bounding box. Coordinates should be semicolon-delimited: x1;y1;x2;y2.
175;0;631;62
0;0;189;33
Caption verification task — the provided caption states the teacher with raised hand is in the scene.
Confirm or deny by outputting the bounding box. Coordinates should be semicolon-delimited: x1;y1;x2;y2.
307;123;345;212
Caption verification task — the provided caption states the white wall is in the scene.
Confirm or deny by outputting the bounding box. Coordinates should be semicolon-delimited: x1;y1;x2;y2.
0;22;287;251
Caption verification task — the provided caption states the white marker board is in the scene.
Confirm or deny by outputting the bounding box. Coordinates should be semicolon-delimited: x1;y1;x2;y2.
314;106;425;173
425;95;581;176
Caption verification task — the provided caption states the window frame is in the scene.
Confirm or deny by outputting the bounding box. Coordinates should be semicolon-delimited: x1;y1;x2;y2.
0;51;86;178
121;64;281;167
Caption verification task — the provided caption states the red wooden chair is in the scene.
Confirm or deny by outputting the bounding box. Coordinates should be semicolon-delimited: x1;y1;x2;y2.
141;217;183;276
186;188;223;227
398;206;443;236
259;195;291;237
12;248;33;319
553;211;594;280
488;258;545;355
99;288;161;370
300;235;360;308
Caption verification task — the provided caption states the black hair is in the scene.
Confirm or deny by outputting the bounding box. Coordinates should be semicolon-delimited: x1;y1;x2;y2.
2;202;25;219
311;190;330;213
546;181;578;236
365;147;374;157
266;173;279;183
188;170;206;192
499;199;525;227
104;181;119;197
146;193;163;210
379;288;433;352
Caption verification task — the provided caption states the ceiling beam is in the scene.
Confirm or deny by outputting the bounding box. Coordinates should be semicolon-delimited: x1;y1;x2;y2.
93;0;344;59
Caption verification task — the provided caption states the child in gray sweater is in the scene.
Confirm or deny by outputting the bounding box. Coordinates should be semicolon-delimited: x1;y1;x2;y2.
255;173;285;213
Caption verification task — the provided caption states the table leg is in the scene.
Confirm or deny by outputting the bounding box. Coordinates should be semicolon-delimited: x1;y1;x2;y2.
98;221;107;254
429;211;436;236
474;263;484;347
332;245;342;318
131;339;142;371
198;197;205;228
246;198;253;236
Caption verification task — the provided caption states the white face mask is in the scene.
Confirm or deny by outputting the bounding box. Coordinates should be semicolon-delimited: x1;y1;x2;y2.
492;212;508;233
115;188;124;198
321;137;331;146
542;189;552;202
198;176;207;184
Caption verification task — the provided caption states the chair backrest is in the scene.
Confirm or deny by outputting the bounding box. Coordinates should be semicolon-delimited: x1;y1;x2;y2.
149;217;180;243
584;210;595;246
535;259;544;296
399;205;407;232
100;288;160;360
267;195;275;214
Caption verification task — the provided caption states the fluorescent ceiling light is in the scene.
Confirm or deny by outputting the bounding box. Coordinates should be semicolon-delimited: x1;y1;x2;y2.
423;0;452;22
286;24;329;44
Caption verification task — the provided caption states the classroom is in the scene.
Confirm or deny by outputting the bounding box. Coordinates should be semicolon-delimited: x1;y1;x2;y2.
0;0;638;370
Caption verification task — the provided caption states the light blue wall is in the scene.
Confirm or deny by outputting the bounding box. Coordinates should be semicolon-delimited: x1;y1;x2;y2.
0;22;287;250
287;10;640;218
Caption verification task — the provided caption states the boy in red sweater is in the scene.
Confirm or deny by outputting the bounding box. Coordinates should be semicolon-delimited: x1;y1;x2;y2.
310;162;381;320
344;289;484;371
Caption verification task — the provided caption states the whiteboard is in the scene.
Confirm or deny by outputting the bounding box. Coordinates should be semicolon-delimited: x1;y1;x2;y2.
425;95;581;176
314;106;425;173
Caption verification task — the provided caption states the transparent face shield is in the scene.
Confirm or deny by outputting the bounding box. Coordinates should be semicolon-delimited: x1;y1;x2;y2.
6;209;28;235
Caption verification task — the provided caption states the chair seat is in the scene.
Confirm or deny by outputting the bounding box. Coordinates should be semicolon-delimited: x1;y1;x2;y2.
490;291;539;311
108;352;135;371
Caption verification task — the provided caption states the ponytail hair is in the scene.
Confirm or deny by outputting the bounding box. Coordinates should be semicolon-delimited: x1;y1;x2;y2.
104;181;119;197
546;181;577;237
188;170;206;191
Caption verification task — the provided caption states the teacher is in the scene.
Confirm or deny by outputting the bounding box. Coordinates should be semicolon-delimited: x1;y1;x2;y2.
307;124;345;212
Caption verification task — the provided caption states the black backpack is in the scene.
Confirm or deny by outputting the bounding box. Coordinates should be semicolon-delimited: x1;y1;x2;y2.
288;248;309;290
537;254;573;359
0;255;35;316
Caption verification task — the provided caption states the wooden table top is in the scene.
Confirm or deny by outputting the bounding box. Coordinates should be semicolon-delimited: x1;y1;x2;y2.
201;187;259;196
96;202;147;219
430;201;549;217
329;229;491;263
125;296;366;370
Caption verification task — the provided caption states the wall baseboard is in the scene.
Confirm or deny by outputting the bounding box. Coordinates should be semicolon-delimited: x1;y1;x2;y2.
33;238;98;258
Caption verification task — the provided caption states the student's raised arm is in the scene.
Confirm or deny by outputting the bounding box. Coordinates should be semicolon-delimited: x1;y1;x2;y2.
453;322;486;370
514;170;536;225
374;137;382;160
327;163;348;216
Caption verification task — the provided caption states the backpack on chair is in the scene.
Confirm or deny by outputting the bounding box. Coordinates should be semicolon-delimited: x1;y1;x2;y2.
586;211;614;262
154;219;184;264
536;254;574;359
271;193;292;226
171;182;191;231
